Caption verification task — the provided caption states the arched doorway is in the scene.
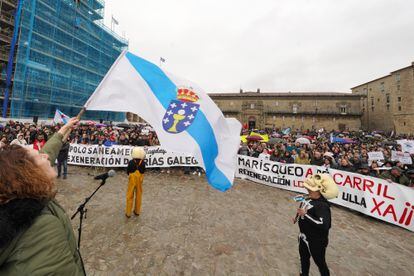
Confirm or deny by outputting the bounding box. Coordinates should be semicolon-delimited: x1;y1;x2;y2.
248;116;256;130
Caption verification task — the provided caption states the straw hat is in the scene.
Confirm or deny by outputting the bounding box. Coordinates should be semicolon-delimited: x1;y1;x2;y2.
131;147;146;159
303;174;339;200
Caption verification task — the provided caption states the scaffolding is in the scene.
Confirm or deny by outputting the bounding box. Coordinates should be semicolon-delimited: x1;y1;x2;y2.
9;0;128;120
0;0;18;116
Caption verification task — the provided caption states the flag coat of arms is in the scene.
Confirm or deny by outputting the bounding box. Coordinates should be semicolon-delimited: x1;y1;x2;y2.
85;51;242;191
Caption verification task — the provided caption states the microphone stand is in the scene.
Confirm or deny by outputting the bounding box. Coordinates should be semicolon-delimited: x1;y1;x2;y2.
71;178;107;275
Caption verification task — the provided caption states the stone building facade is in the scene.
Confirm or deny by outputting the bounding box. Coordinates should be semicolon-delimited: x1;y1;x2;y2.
209;92;363;131
352;62;414;134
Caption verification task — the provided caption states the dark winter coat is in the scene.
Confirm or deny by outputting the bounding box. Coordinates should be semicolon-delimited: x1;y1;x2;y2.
127;159;146;175
0;199;84;275
298;197;331;246
0;133;84;275
57;142;70;162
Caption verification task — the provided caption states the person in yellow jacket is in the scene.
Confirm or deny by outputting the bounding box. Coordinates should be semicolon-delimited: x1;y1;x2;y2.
126;147;146;218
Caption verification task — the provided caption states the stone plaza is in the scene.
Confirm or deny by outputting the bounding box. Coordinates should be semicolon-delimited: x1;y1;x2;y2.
56;166;414;275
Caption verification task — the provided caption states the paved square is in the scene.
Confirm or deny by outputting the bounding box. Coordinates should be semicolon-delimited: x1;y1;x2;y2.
56;167;414;275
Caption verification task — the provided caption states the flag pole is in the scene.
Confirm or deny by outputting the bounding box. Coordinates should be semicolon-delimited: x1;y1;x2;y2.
76;107;86;120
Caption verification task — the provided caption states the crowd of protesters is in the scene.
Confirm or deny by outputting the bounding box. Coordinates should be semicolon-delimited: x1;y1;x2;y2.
1;119;414;187
0;120;159;149
238;128;414;187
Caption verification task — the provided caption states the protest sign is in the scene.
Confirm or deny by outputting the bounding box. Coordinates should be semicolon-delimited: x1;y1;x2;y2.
391;151;413;165
397;140;414;154
368;151;384;161
236;155;414;232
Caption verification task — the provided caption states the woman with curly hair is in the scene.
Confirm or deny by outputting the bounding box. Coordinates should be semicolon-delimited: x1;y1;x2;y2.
0;118;85;275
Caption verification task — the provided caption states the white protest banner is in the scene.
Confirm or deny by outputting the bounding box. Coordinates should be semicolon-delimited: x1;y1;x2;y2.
145;146;200;167
236;155;414;232
368;151;384;161
68;144;132;167
68;144;200;168
391;151;413;165
397;140;414;154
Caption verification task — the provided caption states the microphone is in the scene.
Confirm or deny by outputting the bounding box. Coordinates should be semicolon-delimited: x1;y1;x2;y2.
94;170;116;180
293;194;308;224
294;201;305;224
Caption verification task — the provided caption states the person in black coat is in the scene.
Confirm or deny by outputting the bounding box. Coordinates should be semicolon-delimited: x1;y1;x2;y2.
295;174;339;276
57;140;70;179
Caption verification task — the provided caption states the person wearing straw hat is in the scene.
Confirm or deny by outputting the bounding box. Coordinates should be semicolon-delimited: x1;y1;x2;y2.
126;147;146;218
296;173;338;276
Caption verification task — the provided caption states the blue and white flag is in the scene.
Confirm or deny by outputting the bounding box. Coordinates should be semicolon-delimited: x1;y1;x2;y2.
53;109;70;125
85;51;242;191
282;127;291;135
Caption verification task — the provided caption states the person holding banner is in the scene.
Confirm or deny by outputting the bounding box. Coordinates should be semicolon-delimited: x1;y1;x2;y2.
296;174;338;276
405;169;414;188
379;166;410;186
126;147;146;218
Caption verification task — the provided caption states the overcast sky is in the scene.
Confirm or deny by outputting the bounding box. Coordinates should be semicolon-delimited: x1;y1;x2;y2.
103;0;414;93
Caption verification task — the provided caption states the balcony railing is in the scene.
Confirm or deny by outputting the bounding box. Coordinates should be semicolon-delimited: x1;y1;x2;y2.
264;109;362;116
221;109;240;113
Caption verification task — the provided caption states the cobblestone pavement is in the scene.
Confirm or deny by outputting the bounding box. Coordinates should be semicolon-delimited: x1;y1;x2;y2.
55;166;414;276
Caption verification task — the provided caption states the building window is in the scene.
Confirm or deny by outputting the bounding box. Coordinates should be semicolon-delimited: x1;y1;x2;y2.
377;98;380;102
397;85;400;90
396;73;400;82
371;107;374;111
250;103;255;109
340;106;347;114
386;105;390;111
292;104;298;114
371;97;374;106
380;82;385;92
404;122;406;126
386;94;390;103
362;108;365;113
398;106;402;111
398;97;402;102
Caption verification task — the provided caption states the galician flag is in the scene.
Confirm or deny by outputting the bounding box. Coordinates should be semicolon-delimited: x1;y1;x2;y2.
85;51;242;191
53;109;70;125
